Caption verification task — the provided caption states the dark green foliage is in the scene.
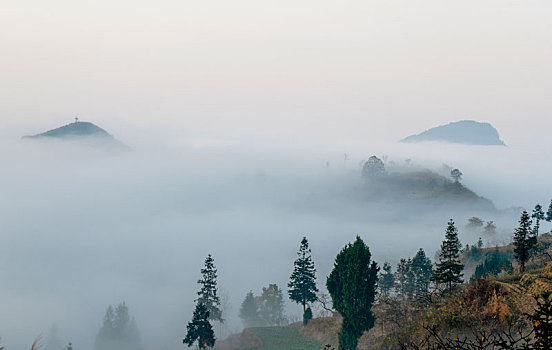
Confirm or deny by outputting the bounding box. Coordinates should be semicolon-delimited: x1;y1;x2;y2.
288;237;318;320
183;303;215;350
394;250;432;299
239;291;263;328
471;249;513;281
531;291;552;350
546;200;552;222
513;211;536;273
431;220;464;292
303;306;313;325
378;262;394;295
259;284;286;326
410;248;433;298
533;204;545;236
326;236;379;350
94;302;141;350
196;254;223;322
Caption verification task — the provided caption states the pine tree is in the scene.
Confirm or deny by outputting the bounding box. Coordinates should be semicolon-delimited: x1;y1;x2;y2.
513;210;536;273
546;200;552;222
410;248;433;298
183;303;215;350
239;291;263;327
533;204;545;236
196;254;223;322
378;262;394;295
394;258;410;299
326;236;378;350
431;220;464;292
259;284;286;326
288;237;318;323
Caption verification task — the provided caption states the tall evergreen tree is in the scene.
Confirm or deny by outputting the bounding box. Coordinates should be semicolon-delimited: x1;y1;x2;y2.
394;258;410;299
288;237;318;323
239;291;263;327
259;284;286;326
326;236;378;350
183;303;215;350
533;204;545;236
513;210;536;273
378;262;394;295
546;200;552;222
431;220;464;292
196;254;223;322
410;248;433;298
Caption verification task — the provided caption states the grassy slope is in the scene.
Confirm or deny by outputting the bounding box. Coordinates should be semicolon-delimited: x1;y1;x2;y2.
247;326;323;350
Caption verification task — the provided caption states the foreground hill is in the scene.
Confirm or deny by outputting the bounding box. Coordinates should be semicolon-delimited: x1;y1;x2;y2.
400;120;506;146
23;120;128;150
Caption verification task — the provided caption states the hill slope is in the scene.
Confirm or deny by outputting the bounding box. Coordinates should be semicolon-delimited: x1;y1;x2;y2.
400;120;506;146
23;121;128;150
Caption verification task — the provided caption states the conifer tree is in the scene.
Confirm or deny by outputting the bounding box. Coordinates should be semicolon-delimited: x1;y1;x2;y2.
513;210;536;273
239;291;263;328
94;303;141;350
533;204;545;236
326;236;378;350
394;258;410;299
378;262;394;295
288;237;318;323
183;303;215;350
431;220;464;292
196;254;223;322
410;248;433;298
546;200;552;222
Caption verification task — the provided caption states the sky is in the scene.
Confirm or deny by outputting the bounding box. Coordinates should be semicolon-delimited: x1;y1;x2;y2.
1;0;551;147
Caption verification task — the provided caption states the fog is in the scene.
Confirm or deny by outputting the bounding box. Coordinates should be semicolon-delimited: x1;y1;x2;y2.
1;132;550;350
1;0;552;347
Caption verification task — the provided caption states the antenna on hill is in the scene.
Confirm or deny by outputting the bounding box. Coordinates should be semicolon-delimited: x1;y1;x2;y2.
74;116;79;123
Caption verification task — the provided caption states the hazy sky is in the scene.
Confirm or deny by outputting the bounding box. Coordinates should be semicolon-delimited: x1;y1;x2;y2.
1;0;551;146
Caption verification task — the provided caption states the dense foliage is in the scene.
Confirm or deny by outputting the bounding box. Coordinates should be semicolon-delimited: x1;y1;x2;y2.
327;236;378;350
288;237;318;323
196;254;223;323
432;220;464;292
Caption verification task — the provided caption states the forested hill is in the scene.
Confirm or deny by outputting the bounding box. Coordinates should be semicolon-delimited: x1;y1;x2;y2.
23;121;128;150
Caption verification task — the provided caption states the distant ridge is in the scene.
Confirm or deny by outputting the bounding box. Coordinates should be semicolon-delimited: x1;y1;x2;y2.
400;120;506;146
23;120;128;150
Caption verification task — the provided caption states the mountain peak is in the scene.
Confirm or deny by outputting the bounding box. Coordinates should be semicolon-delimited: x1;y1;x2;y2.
23;120;128;149
400;120;506;146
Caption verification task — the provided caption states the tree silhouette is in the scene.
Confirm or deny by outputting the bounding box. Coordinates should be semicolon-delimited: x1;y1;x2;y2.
196;254;223;322
288;237;318;324
513;210;536;273
432;220;464;292
327;236;378;350
183;303;215;350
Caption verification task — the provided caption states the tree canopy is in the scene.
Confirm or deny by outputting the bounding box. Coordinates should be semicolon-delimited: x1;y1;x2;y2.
327;236;379;350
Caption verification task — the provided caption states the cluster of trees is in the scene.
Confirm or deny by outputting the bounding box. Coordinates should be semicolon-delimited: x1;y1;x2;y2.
239;284;286;327
179;199;552;350
94;302;141;350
